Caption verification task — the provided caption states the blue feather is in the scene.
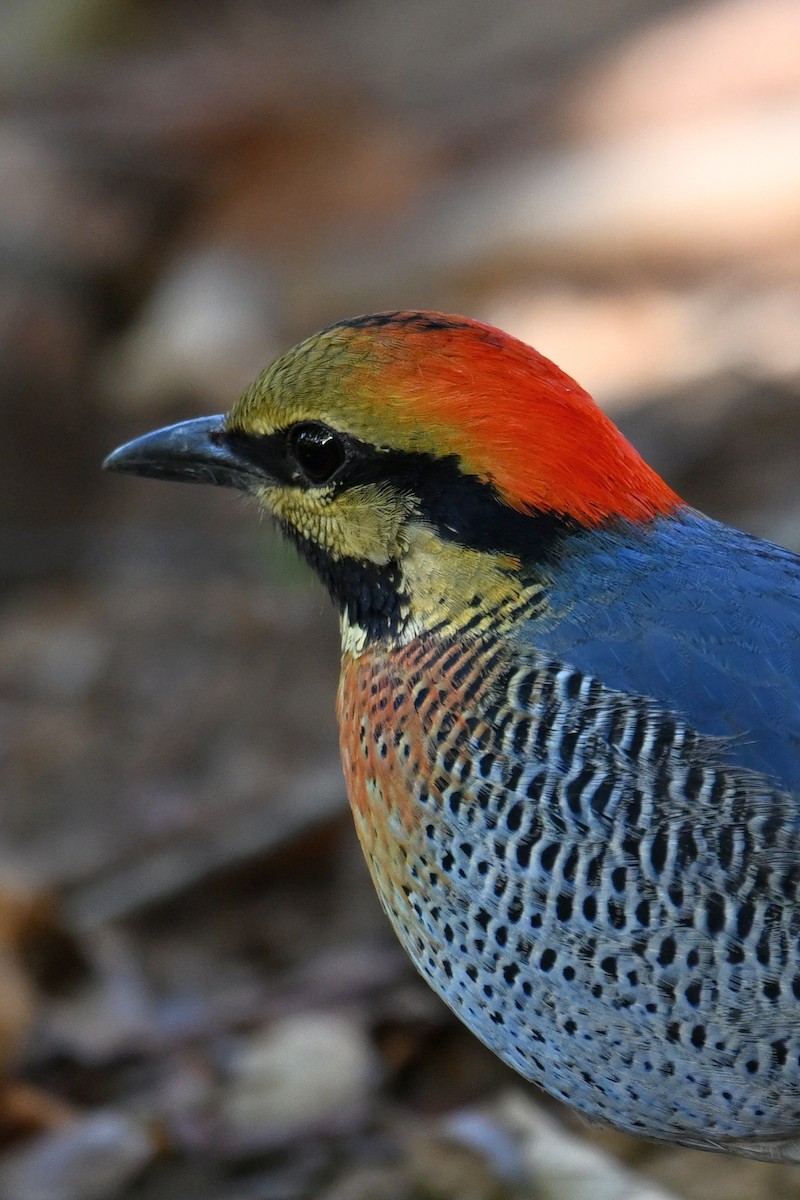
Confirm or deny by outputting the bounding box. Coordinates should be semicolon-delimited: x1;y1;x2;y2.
528;508;800;793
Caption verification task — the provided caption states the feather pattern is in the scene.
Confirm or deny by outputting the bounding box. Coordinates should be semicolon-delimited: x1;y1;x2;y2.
529;508;800;792
338;619;800;1154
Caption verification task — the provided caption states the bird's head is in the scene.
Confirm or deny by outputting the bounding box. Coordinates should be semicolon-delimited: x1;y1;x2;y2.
104;311;680;648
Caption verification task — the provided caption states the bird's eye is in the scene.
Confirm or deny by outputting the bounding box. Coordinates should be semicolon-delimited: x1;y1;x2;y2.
288;422;346;485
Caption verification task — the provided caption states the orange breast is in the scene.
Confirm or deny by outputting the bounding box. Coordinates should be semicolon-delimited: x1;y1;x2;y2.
336;635;494;921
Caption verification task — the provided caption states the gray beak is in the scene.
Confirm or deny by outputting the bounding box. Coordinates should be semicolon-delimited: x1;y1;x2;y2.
103;416;259;491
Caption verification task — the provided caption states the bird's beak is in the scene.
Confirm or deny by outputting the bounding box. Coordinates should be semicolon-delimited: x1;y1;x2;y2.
103;415;259;492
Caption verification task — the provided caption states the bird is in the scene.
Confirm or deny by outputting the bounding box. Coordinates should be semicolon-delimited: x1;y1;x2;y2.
104;310;800;1160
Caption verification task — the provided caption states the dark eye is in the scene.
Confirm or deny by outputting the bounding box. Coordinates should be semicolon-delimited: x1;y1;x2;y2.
288;422;346;485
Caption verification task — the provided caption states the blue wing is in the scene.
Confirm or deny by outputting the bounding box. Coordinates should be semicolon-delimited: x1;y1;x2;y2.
527;508;800;794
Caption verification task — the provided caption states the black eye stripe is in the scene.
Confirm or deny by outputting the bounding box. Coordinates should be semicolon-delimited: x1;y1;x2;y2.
224;424;350;488
223;425;577;563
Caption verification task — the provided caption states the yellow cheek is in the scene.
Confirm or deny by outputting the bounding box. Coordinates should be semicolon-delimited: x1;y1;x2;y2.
256;483;413;565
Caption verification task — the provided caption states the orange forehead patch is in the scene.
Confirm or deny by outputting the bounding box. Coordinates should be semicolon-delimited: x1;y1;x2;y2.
338;312;680;526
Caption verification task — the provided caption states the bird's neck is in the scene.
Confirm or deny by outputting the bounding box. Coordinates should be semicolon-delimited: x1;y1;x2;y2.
338;522;549;656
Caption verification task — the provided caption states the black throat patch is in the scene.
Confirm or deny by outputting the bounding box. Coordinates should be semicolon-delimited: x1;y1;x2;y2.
281;524;409;641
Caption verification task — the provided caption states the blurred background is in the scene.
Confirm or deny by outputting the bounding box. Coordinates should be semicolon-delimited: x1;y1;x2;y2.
1;1;800;1197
